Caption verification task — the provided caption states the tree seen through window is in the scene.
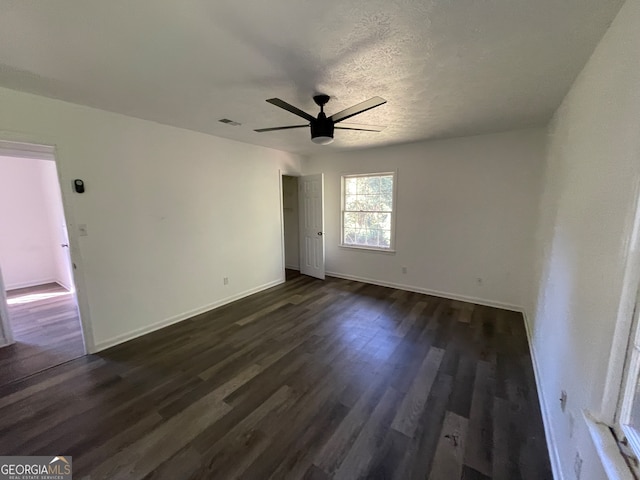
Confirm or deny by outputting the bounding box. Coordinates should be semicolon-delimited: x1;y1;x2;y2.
342;173;394;249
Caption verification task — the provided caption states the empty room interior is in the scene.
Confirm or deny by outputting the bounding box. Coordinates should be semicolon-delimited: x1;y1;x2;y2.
0;1;638;479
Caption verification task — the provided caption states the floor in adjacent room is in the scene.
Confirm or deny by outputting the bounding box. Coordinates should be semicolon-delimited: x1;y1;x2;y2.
0;283;84;384
0;271;552;479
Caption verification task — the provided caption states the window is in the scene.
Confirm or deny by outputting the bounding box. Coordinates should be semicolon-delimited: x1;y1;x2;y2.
588;197;640;479
615;293;640;472
341;172;395;251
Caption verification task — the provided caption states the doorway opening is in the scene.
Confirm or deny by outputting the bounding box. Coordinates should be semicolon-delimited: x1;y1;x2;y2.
280;172;325;282
0;151;85;384
282;175;300;281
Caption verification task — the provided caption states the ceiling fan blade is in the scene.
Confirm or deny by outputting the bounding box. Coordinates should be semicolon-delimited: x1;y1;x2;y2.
254;125;308;133
337;123;386;132
330;96;387;123
335;126;384;132
266;98;315;122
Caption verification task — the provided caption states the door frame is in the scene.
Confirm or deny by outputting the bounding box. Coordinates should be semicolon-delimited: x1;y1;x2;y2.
0;265;13;346
0;135;95;353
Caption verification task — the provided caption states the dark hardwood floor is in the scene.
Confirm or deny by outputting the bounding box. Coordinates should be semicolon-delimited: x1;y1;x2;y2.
0;272;552;479
0;283;84;384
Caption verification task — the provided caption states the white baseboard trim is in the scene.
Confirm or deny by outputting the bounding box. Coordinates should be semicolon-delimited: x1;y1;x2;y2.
522;310;564;480
285;264;300;270
93;278;285;352
325;271;523;312
6;278;58;291
55;280;73;292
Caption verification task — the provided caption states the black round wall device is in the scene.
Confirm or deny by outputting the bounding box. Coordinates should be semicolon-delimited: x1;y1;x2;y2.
73;179;85;193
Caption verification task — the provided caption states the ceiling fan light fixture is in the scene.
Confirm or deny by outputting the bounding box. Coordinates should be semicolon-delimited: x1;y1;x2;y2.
255;95;387;145
311;135;334;145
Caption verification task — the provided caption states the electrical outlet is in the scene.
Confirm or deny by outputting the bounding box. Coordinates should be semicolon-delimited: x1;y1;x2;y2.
574;451;583;479
223;277;229;285
402;266;407;274
560;390;567;412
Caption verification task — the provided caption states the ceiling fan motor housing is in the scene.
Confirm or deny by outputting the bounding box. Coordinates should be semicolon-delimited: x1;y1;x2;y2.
310;112;334;141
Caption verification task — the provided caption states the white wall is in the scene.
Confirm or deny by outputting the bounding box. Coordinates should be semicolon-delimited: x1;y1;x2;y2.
282;175;299;269
0;86;302;351
0;155;64;289
529;0;640;478
304;129;545;310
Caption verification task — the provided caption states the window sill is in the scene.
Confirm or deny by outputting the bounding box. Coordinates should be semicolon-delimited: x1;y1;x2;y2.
339;244;396;255
583;410;636;480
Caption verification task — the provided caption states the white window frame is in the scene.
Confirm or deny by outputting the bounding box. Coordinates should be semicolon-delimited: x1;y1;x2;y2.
587;182;640;479
340;171;397;253
610;185;640;467
615;290;640;468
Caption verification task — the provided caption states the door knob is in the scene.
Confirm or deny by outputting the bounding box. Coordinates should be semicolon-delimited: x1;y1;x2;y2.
317;232;323;236
61;244;69;248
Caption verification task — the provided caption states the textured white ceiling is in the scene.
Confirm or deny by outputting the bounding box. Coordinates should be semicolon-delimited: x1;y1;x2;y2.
0;0;624;154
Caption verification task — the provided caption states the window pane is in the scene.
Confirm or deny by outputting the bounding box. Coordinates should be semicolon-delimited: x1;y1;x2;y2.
342;211;391;247
344;227;357;244
346;193;390;212
380;176;393;194
358;194;373;211
345;178;357;195
371;212;391;230
368;196;387;212
342;174;394;249
345;195;359;211
356;177;368;194
383;212;392;229
367;176;381;194
629;363;640;428
365;230;376;246
380;191;393;210
356;229;368;245
380;230;391;248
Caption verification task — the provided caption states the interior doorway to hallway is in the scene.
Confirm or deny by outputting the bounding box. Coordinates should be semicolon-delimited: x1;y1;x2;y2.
281;172;326;281
0;151;85;384
282;174;300;274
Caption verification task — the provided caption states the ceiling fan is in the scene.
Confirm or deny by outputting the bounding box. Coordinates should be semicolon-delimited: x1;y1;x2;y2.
254;94;387;145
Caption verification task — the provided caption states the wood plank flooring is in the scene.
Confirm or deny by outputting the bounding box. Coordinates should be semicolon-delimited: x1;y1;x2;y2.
0;283;84;384
0;271;552;479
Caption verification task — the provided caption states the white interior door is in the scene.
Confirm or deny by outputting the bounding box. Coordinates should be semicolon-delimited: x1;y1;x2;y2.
60;223;75;291
299;174;325;280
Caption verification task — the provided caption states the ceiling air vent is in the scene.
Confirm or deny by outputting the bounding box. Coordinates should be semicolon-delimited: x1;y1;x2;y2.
219;118;241;126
